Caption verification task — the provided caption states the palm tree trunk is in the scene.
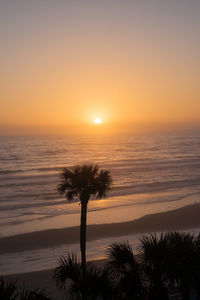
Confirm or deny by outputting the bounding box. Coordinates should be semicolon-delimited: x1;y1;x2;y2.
80;199;88;278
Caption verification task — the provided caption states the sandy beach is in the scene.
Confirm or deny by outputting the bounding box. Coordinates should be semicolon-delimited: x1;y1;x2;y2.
1;202;200;254
2;202;200;299
5;259;107;300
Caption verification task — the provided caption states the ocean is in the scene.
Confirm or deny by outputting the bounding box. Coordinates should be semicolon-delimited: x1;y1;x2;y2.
1;130;200;274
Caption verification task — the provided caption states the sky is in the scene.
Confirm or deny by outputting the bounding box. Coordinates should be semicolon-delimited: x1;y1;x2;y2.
0;0;200;135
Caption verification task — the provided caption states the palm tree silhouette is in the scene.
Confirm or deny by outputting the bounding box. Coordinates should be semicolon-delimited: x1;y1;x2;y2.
165;231;196;300
0;277;50;300
106;241;143;300
19;287;50;300
194;233;200;300
0;277;18;300
58;164;112;277
139;234;169;300
140;232;200;300
54;252;116;300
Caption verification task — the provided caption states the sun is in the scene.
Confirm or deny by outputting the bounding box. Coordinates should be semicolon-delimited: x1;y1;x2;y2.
94;118;102;124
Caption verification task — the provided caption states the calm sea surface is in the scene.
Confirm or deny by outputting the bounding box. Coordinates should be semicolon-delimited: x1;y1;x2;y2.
1;131;200;274
1;131;200;237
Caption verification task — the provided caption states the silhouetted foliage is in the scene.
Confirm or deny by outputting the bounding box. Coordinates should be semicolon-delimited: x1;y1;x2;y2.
19;287;50;300
193;233;200;300
4;231;200;300
139;233;169;300
106;241;144;300
0;277;51;300
54;252;116;300
139;232;200;300
165;232;197;300
0;277;18;300
58;164;112;277
105;232;200;300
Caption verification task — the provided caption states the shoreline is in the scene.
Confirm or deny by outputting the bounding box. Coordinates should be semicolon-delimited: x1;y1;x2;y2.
4;259;107;300
1;202;200;254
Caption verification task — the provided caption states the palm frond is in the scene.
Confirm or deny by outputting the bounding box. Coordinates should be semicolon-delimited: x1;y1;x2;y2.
164;231;196;287
106;242;143;299
106;241;135;271
96;170;112;199
84;263;116;300
19;287;50;300
57;164;112;203
54;254;116;300
54;253;81;290
139;233;168;260
0;277;18;300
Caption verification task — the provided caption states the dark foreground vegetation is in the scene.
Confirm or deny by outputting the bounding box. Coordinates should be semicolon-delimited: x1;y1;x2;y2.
0;277;50;300
2;231;200;300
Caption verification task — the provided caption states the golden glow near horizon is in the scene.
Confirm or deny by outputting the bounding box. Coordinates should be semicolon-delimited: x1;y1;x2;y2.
0;1;200;135
94;118;102;124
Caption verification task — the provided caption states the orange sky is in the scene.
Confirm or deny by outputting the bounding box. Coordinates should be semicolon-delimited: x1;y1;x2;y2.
0;1;200;135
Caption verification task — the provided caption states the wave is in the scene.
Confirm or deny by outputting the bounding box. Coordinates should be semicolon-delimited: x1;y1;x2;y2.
1;132;200;238
111;176;200;196
1;177;200;212
1;156;200;175
1;159;200;189
0;167;62;175
2;191;200;228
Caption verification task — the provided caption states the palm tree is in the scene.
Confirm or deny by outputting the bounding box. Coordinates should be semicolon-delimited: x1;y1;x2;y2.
106;241;143;300
54;252;116;300
165;231;196;300
140;232;199;300
0;277;18;300
194;233;200;300
19;287;50;300
139;234;169;300
57;164;112;277
0;277;51;300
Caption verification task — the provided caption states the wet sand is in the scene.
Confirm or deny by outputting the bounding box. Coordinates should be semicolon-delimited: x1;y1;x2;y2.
2;202;200;299
5;259;106;300
1;202;200;254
